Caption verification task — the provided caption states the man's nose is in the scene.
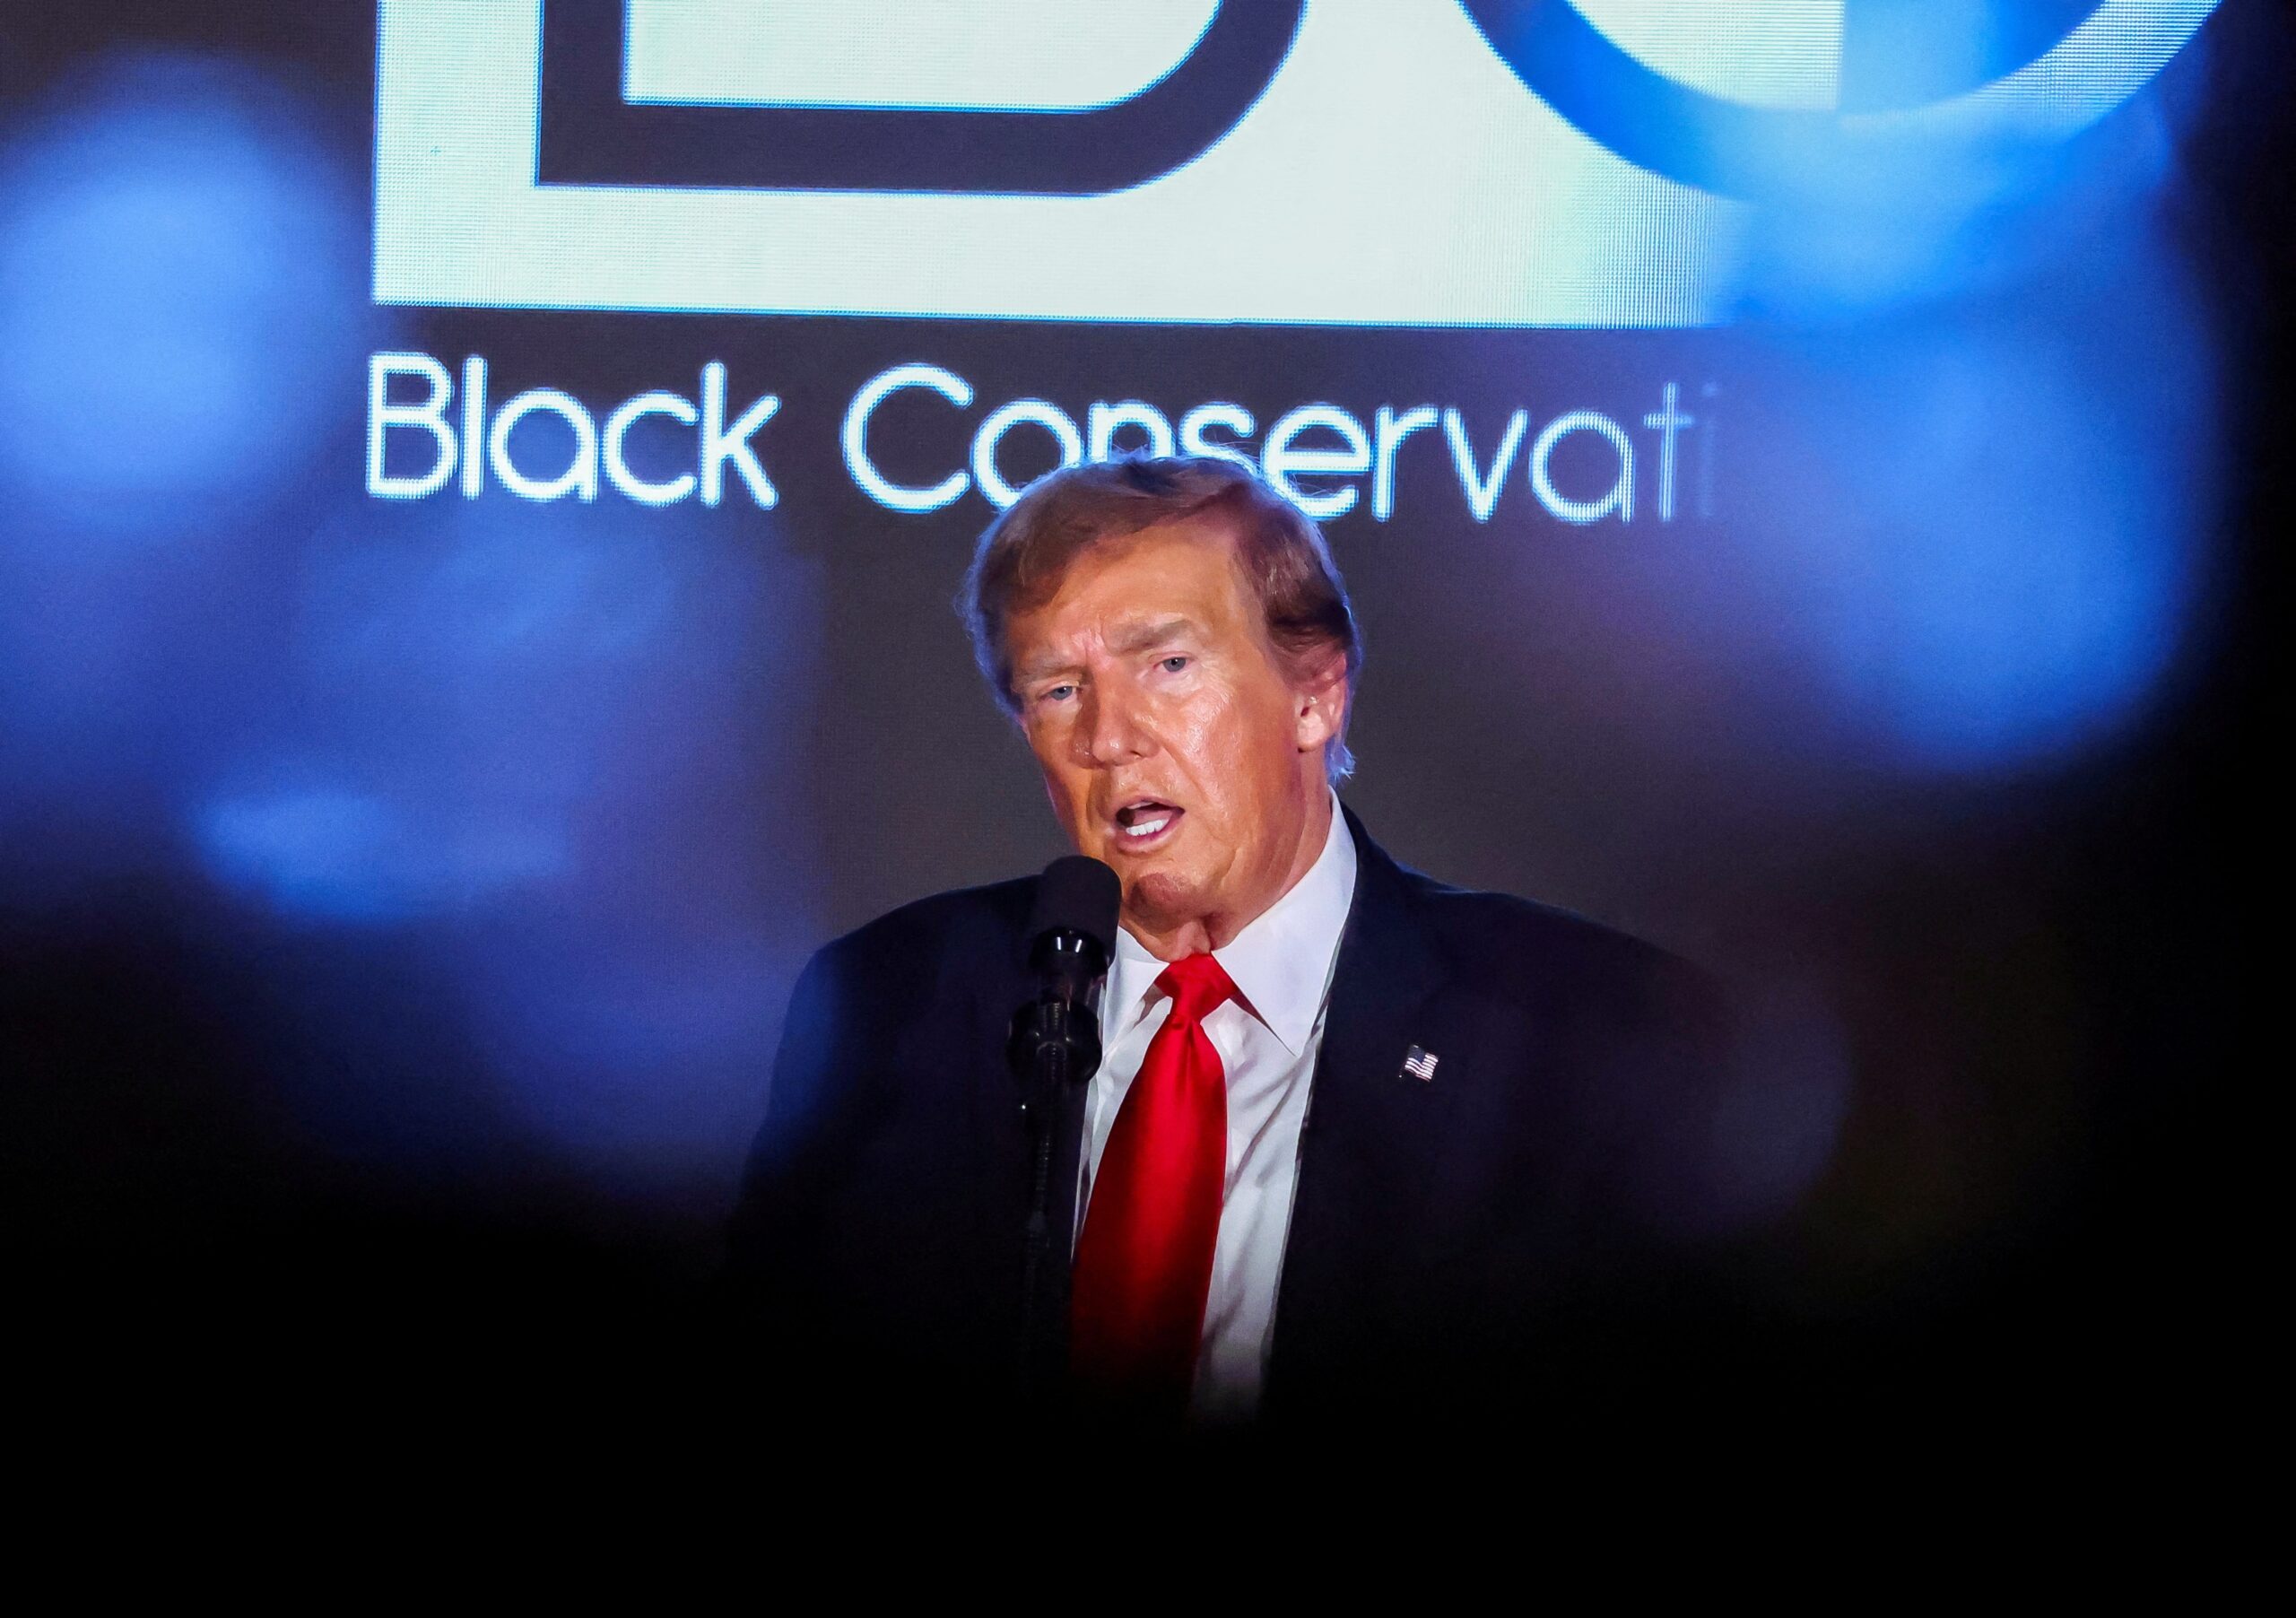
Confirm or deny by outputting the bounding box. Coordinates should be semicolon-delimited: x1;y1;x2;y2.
1079;683;1153;767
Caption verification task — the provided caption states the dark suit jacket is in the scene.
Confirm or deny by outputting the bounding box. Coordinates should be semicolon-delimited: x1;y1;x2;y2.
725;808;1754;1437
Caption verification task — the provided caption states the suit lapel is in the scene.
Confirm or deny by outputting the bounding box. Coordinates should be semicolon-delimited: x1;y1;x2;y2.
1267;809;1459;1410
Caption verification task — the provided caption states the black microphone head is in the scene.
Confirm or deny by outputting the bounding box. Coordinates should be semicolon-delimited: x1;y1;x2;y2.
1012;857;1118;1088
1029;855;1120;961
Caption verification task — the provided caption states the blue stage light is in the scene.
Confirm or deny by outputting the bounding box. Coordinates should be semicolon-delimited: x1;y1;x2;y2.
185;489;822;1182
1722;266;2219;775
0;55;365;535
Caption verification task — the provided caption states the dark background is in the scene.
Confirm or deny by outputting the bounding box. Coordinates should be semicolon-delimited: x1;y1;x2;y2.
0;4;2277;1437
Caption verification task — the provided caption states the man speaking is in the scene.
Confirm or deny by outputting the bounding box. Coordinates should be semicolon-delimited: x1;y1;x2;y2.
726;456;1744;1434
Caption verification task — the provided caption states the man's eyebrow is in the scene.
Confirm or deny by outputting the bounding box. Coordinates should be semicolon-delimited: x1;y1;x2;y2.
1109;616;1202;656
1012;617;1205;688
1012;650;1080;686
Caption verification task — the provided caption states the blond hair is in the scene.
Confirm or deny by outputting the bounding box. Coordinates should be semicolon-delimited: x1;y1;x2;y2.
960;455;1361;782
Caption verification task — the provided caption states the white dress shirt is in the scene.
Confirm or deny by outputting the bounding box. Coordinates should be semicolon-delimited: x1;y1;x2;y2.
1078;793;1357;1423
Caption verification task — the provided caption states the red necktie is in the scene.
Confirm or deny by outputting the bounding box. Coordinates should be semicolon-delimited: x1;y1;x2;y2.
1068;953;1237;1416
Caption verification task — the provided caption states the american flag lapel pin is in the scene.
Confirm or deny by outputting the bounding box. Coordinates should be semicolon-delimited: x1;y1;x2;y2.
1401;1045;1439;1083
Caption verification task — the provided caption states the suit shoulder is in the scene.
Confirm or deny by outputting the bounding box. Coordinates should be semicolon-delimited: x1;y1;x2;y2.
1401;869;1718;1009
808;875;1034;978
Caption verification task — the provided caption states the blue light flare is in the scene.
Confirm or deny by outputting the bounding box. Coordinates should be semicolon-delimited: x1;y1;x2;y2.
0;54;369;534
185;491;824;1186
1698;249;2220;778
196;780;570;926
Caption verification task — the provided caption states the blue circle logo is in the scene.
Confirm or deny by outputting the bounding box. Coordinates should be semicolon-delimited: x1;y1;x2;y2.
1458;1;2220;196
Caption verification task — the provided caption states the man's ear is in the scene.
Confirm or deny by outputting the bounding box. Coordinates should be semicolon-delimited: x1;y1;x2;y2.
1293;648;1349;752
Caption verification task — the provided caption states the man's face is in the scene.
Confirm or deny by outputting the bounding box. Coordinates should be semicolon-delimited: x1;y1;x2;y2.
1004;519;1344;954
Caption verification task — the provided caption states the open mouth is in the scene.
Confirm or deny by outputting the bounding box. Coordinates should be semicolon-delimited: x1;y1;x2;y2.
1112;798;1183;851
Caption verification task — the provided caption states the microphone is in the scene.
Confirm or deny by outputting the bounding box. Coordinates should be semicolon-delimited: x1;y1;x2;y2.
1007;855;1121;1094
1009;856;1118;1381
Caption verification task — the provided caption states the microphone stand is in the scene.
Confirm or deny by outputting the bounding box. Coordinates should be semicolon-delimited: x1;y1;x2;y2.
1010;933;1104;1405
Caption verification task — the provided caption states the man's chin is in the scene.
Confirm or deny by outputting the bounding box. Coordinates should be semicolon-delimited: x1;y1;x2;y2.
1120;867;1204;931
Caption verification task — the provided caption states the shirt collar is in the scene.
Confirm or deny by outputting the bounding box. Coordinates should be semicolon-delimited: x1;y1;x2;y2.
1107;792;1358;1057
